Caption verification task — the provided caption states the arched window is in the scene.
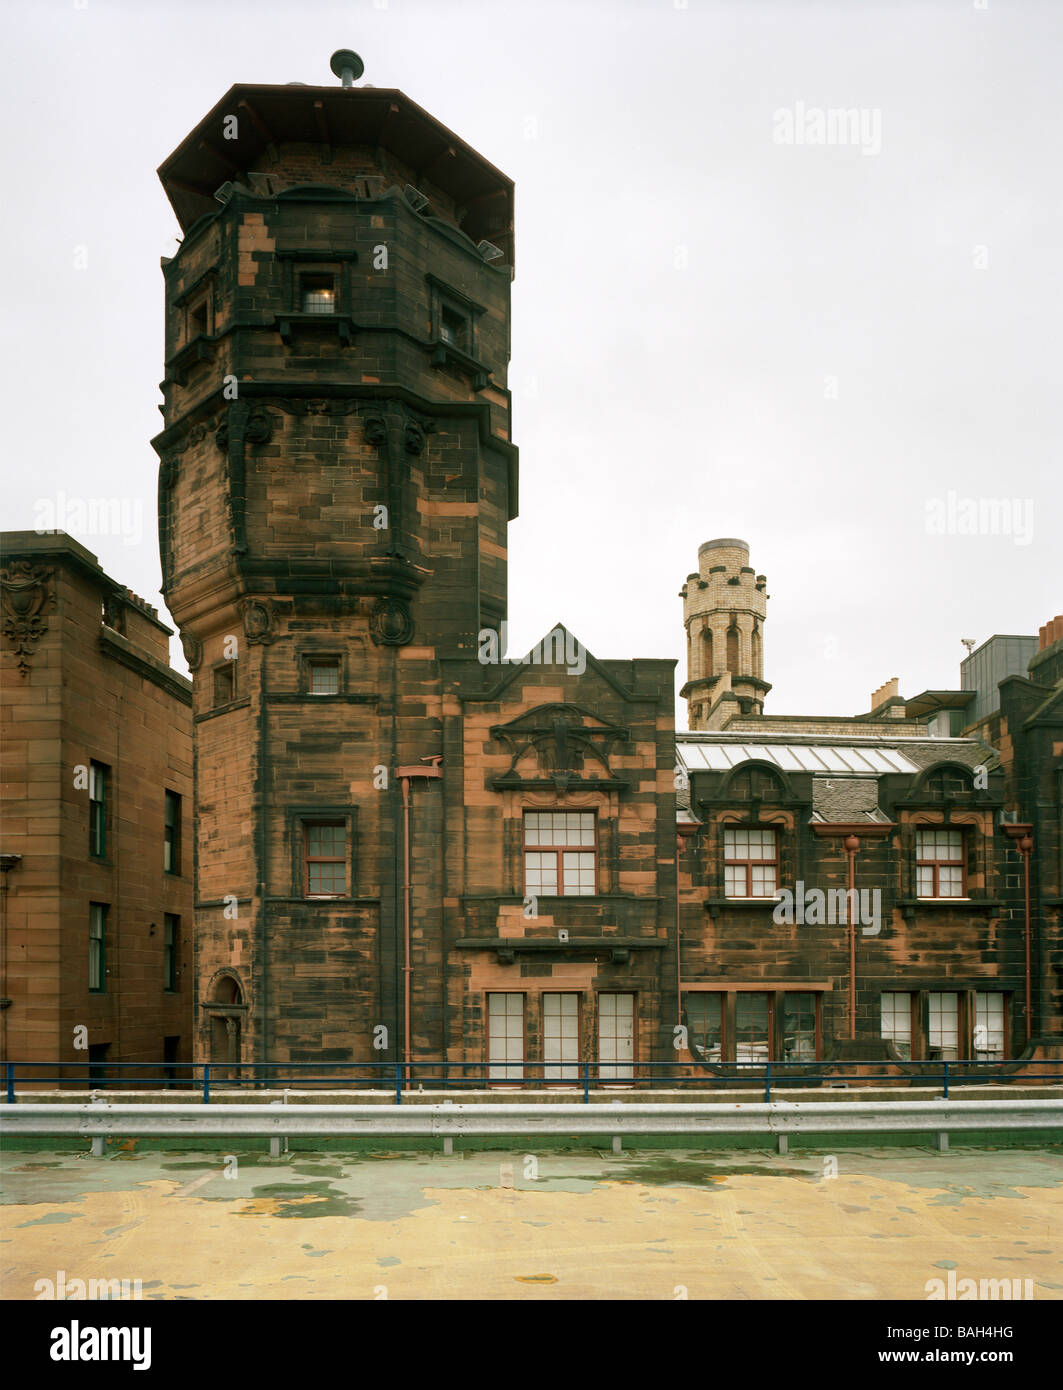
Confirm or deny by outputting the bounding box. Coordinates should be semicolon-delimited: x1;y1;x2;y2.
726;624;740;676
702;627;714;678
212;974;243;1006
751;622;762;677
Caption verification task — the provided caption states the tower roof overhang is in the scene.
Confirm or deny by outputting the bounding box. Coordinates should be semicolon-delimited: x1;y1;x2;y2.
157;83;514;264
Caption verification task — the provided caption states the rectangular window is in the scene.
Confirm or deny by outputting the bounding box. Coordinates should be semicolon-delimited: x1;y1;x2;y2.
523;811;596;897
928;991;961;1060
487;992;524;1081
307;658;340;695
723;827;778;897
89;903;107;993
915;828;965;898
188;296;209;338
301;272;336;314
542;993;580;1081
782;993;817;1061
89;761;108;858
304;822;346;897
164;790;181;875
439;305;466;349
163;914;179;992
684;993;723;1063
974;992;1006;1061
213;662;236;706
881;992;913;1060
598;993;635;1080
735;992;771;1063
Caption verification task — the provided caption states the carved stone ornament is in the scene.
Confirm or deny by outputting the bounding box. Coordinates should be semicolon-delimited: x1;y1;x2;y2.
159;456;180;490
185;416;219;449
362;413;388;447
0;560;56;677
180;631;203;671
240;597;278;645
215;407;273;452
369;595;414;646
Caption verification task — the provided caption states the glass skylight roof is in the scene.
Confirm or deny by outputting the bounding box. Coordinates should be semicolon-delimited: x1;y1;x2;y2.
679;742;920;774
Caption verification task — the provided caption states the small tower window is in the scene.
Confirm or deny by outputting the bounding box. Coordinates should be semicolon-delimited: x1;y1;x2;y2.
307;658;340;695
213;662;236;706
726;624;740;676
301;273;336;314
187;295;210;340
439;305;466;349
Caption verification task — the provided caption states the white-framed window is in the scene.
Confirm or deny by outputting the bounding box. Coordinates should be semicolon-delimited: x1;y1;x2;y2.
598;993;635;1080
881;992;913;1060
542;993;580;1081
523;811;596;897
723;827;778;897
974;992;1005;1061
928;991;961;1060
487;993;524;1081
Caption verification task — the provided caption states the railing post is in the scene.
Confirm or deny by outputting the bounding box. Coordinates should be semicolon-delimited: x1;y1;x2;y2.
203;1064;210;1105
583;1062;589;1104
395;1061;402;1106
765;1061;772;1104
6;1061;13;1105
943;1060;949;1101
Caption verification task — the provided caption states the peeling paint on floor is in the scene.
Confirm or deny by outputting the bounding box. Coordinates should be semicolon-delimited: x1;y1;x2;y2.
1;1146;1060;1300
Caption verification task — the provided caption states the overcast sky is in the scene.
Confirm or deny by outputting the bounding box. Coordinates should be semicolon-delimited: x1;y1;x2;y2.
3;0;1059;727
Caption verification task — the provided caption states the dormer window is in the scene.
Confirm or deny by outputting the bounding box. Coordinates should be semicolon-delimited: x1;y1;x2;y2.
301;273;336;314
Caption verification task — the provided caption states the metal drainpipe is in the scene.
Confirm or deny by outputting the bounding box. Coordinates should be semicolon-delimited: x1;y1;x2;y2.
1021;834;1034;1043
845;834;860;1040
397;758;442;1089
0;856;20;1066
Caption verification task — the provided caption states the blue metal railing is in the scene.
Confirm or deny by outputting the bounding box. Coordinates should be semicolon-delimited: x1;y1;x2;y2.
3;1057;1063;1106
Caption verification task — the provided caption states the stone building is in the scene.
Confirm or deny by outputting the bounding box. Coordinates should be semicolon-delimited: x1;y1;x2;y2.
152;70;678;1081
0;533;194;1081
675;541;1062;1069
141;59;1060;1082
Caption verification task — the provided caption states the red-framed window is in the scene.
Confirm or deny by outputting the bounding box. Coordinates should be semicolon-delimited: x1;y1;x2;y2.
915;828;965;897
523;811;597;897
723;826;778;897
303;821;346;897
